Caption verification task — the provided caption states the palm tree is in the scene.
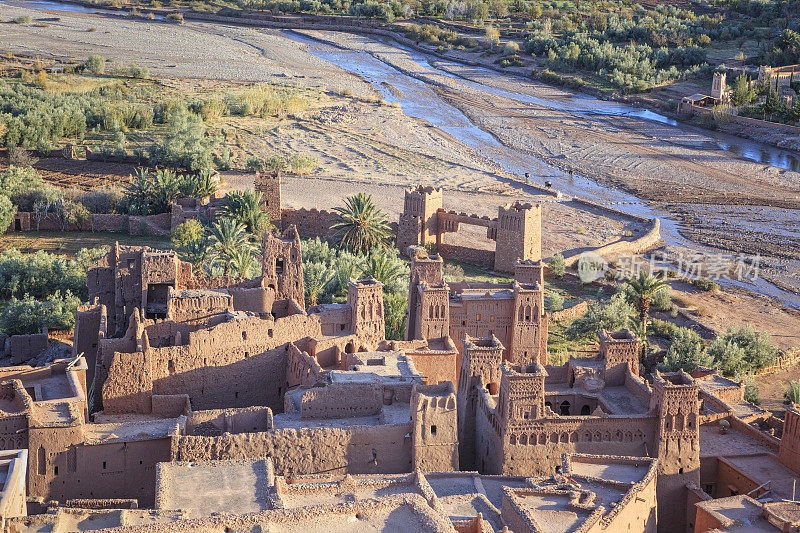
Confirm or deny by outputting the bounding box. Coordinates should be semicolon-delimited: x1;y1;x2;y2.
223;190;272;235
364;250;408;294
626;271;668;340
207;218;253;276
304;262;335;307
228;247;257;278
178;169;217;199
786;380;800;404
332;193;391;254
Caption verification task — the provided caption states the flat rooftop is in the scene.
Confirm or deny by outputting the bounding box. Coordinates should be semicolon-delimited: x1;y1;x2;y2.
722;454;800;501
569;459;651;484
700;424;776;459
333;351;420;383
696;496;776;533
157;459;272;517
8;509;187;532
84;414;184;444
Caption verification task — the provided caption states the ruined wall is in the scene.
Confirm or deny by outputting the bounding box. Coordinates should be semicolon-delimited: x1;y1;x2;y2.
406;343;458;386
73;305;105;386
171;423;413;477
299;382;383;420
286;343;322;389
186;406;273;435
101;313;323;414
8;332;48;365
27;424;173;508
280;208;338;238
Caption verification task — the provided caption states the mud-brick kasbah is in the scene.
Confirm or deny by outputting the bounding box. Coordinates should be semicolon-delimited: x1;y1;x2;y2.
0;180;798;533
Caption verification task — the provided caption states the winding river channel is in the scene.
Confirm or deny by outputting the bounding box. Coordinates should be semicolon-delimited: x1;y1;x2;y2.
3;0;800;308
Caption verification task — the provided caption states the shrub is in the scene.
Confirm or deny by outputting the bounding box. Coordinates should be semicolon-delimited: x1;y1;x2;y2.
246;157;266;173
13;15;32;24
485;25;500;49
652;286;672;312
443;263;465;282
545;291;565;312
549;252;565;278
692;277;719;292
85;54;105;74
0;195;13;234
289;154;318;175
112;64;149;79
171;219;205;249
503;41;521;56
658;327;712;373
744;377;760;405
80;186;124;214
708;326;777;376
0;291;81;335
166;12;184;22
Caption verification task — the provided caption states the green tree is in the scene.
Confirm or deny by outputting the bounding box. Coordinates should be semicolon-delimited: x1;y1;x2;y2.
566;292;635;340
364;249;408;294
223;190;272;235
384;292;407;340
176;238;210;275
85;55;105;74
332;193;391;254
545;291;565;312
549;252;565;278
332;252;365;296
730;74;756;106
0;291;81;335
657;327;712;373
208;218;254;276
228;247;258;278
172;219;206;249
0;195;14;234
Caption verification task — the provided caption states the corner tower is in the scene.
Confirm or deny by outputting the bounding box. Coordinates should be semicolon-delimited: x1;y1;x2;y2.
347;277;385;345
494;202;542;273
406;247;444;341
397;186;442;254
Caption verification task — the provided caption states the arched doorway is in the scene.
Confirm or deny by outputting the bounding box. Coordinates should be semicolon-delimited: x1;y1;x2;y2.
559;401;571;416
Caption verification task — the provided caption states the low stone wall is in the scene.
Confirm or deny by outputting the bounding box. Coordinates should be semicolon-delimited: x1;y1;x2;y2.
550;301;588;322
5;331;49;365
13;212;170;236
564;218;662;267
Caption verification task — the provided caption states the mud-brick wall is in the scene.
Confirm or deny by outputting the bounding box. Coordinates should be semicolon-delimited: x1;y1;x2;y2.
299;382;383;420
437;244;495;268
101;314;324;414
499;416;658;476
171;423;413;476
281;208;338;238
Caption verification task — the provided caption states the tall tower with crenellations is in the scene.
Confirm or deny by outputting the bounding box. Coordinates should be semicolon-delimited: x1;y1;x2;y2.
254;170;282;224
397;186;443;254
347;278;385;345
494;202;542;273
406;247;444;341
